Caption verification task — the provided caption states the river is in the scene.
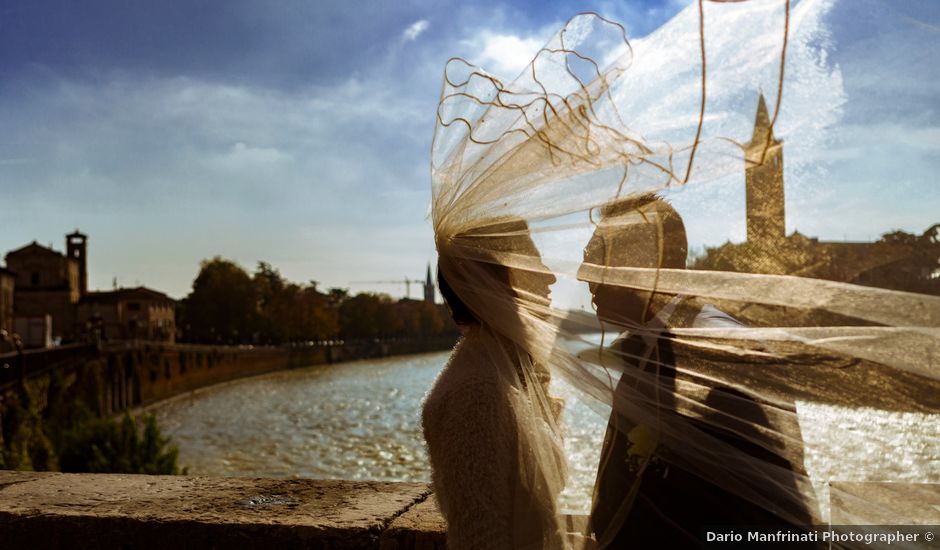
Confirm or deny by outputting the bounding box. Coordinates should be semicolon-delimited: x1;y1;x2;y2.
150;350;940;520
150;351;607;514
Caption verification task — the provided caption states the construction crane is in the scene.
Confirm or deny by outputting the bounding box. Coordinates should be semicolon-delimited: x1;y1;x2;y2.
351;278;426;300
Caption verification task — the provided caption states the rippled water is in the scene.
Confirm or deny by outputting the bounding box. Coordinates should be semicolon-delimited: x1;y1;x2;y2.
151;351;607;513
153;353;445;481
151;350;939;519
797;401;940;522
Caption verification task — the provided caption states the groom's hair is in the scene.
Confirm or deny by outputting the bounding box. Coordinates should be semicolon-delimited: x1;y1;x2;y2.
582;193;688;272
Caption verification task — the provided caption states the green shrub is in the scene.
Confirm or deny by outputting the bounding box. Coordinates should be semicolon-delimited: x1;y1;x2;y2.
0;384;58;471
57;409;184;475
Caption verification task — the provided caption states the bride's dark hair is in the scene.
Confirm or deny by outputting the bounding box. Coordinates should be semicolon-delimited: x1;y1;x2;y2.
437;265;476;326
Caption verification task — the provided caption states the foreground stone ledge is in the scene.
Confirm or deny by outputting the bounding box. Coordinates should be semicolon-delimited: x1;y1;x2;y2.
0;471;447;549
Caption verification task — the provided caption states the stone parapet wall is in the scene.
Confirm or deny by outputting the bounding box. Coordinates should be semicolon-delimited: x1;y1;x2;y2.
130;344;291;406
3;471;937;548
1;337;456;416
0;471;446;549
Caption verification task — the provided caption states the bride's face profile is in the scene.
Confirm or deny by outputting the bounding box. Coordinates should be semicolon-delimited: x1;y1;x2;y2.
442;219;555;325
466;219;554;309
506;238;556;311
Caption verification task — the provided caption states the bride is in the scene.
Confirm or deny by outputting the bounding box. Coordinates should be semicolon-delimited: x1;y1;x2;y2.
423;219;570;550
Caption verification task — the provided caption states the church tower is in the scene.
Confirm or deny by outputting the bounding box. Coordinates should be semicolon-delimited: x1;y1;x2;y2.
745;94;786;248
66;230;88;296
424;263;435;304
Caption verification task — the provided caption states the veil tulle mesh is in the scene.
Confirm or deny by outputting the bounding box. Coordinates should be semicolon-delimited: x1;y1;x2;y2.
430;1;939;547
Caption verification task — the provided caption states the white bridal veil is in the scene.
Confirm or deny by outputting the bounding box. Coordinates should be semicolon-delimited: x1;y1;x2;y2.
430;0;939;547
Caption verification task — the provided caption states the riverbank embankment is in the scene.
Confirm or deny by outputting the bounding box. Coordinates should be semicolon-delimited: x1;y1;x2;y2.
0;337;457;417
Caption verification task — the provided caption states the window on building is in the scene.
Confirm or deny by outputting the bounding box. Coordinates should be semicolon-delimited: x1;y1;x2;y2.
127;302;141;311
31;272;40;286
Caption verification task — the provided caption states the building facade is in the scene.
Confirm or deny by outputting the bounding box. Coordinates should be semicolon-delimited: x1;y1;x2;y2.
78;287;176;343
4;233;86;342
4;231;177;344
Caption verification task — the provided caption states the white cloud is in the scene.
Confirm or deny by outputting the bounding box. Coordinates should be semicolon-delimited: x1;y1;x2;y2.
206;142;292;173
402;19;429;42
460;30;545;80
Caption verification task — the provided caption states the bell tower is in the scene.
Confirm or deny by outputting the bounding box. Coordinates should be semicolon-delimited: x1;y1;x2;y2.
66;230;88;295
745;94;785;247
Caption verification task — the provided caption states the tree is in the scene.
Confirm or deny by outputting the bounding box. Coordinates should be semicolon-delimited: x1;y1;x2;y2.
253;262;290;343
252;264;340;344
181;259;453;344
299;285;339;341
181;257;258;344
340;293;399;339
395;300;444;338
689;233;832;277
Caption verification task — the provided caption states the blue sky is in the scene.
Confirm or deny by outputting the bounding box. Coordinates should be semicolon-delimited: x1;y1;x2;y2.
1;0;937;300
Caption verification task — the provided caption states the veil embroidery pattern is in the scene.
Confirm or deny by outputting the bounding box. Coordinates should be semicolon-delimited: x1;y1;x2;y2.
426;1;940;548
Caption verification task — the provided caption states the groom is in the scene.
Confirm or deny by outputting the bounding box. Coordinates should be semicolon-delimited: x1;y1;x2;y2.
579;194;807;548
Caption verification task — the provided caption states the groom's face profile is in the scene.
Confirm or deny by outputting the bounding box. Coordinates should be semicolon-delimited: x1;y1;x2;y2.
584;222;663;327
581;201;687;328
